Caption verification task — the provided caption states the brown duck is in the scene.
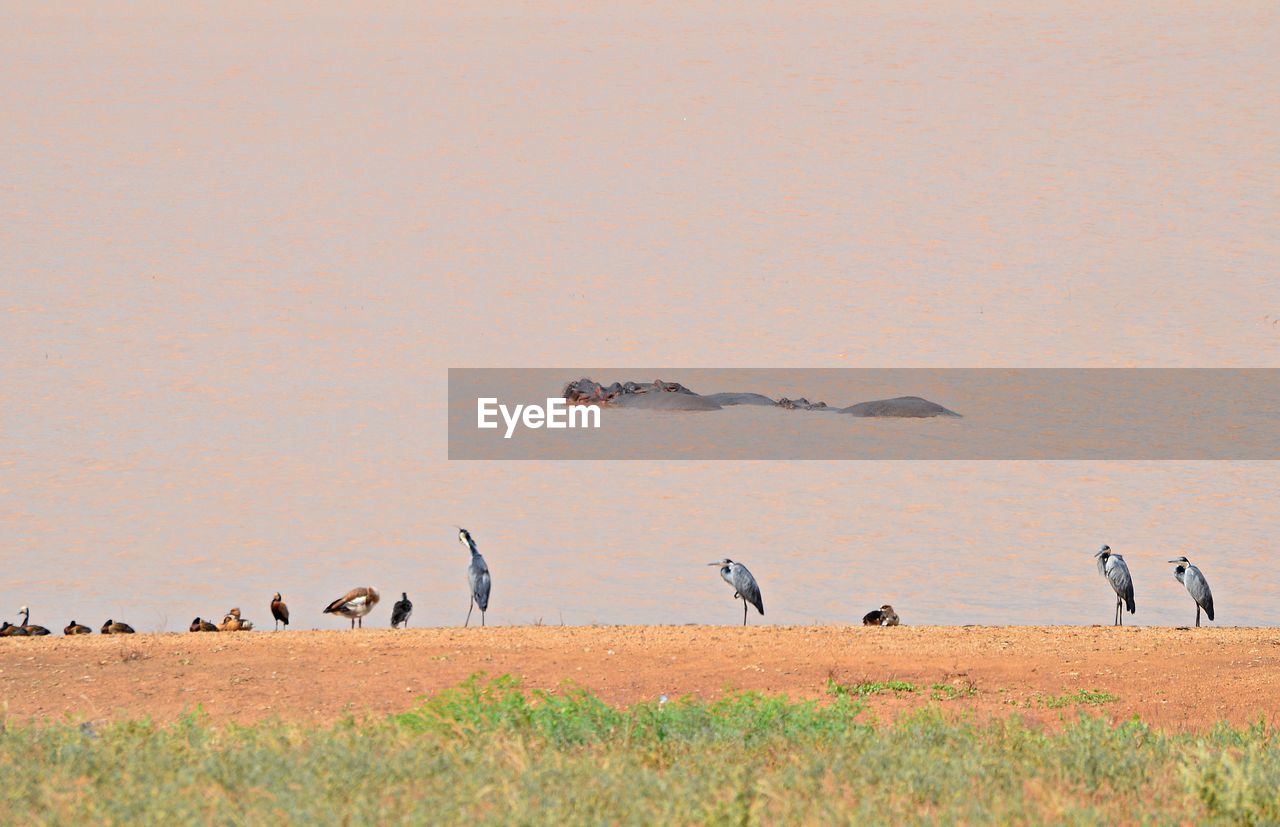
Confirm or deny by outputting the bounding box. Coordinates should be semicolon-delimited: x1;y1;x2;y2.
64;620;93;635
219;608;253;632
17;606;51;636
270;593;289;630
189;617;219;632
101;619;136;634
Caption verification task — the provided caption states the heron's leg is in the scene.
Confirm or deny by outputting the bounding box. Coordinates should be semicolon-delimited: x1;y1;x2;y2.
481;610;486;628
465;600;474;628
1196;605;1201;627
743;600;748;626
350;618;355;630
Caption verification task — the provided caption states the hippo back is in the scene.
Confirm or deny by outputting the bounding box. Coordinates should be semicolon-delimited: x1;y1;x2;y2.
841;396;961;418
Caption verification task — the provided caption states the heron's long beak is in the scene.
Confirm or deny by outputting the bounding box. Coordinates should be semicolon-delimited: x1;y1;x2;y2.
706;562;723;566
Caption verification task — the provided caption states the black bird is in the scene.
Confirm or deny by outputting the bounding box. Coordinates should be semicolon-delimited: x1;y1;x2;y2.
391;592;413;628
189;617;219;632
271;593;290;631
862;604;901;626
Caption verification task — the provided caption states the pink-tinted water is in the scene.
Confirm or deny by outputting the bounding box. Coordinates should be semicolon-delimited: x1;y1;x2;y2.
2;3;1278;631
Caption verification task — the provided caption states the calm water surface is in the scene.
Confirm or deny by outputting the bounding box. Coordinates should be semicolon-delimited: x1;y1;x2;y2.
3;3;1278;630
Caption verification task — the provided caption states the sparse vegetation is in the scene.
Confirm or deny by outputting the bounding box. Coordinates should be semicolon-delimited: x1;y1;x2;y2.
931;681;979;701
826;677;918;697
1040;689;1121;709
0;675;1276;823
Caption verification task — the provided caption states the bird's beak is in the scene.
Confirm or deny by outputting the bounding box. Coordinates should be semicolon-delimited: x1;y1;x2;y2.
706;562;722;566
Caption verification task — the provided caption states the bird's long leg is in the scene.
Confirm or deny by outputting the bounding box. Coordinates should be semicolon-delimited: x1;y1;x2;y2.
1196;605;1201;628
350;618;355;630
481;610;485;628
742;600;748;627
1115;596;1121;627
465;600;474;628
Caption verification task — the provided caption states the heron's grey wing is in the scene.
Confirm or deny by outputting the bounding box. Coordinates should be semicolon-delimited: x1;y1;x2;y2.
732;566;764;615
1108;559;1135;613
470;556;491;611
1186;566;1214;620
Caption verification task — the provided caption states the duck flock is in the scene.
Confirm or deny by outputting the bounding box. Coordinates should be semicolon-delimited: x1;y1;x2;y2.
0;534;1219;637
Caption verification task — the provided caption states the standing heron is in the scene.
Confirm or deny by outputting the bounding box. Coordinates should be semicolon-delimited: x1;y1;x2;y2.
1169;556;1215;627
459;528;491;627
708;559;764;626
1095;545;1136;626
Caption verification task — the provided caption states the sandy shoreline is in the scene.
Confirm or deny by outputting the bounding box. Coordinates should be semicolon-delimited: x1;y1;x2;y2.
1;625;1276;730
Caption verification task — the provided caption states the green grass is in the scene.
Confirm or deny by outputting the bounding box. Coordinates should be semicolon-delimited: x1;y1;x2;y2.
1040;689;1122;709
826;677;918;697
1;675;1278;824
930;681;979;701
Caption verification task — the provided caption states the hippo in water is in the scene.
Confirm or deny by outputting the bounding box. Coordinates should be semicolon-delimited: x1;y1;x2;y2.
562;378;960;417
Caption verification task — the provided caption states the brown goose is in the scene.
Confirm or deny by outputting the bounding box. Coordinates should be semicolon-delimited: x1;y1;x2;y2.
323;586;380;629
270;593;289;630
0;621;29;637
64;620;93;635
101;619;136;634
189;617;219;632
218;608;253;632
17;606;52;636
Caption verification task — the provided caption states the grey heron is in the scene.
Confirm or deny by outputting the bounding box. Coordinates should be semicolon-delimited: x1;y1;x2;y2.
323;587;380;628
1169;556;1215;627
391;592;413;628
708;559;764;625
459;528;491;627
271;593;290;630
1094;545;1136;626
